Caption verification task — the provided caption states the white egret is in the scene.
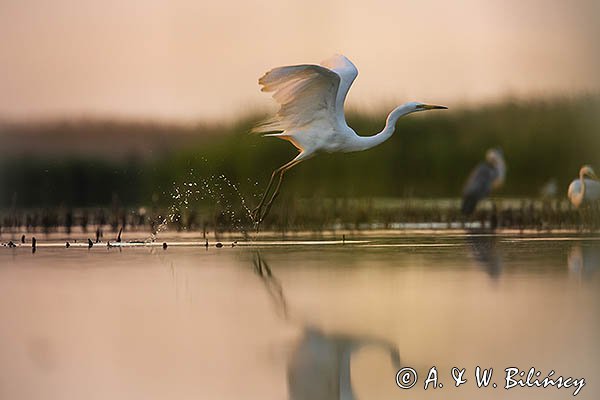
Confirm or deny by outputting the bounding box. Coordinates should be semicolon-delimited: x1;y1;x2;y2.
461;148;506;215
252;54;447;222
567;165;600;208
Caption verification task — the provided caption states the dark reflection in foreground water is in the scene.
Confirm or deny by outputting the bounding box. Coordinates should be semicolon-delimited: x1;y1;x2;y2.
466;235;503;278
0;235;598;399
253;252;401;400
568;243;600;279
288;327;400;400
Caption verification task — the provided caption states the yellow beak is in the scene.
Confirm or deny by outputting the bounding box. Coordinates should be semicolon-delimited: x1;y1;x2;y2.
420;104;448;110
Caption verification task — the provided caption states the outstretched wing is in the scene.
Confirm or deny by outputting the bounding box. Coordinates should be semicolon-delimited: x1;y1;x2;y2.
252;63;341;134
320;54;358;117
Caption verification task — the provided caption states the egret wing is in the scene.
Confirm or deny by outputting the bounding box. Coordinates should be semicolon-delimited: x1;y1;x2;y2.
252;63;341;134
320;54;358;116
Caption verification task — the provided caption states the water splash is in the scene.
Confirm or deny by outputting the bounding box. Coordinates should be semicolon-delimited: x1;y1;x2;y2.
149;170;259;241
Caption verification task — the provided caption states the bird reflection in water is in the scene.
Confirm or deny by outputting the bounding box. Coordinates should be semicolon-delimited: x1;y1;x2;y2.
252;252;401;400
466;234;503;278
568;243;600;279
287;328;401;400
252;252;288;319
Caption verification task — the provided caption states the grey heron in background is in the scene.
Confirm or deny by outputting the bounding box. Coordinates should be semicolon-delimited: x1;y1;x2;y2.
461;148;506;215
567;165;599;208
251;54;447;224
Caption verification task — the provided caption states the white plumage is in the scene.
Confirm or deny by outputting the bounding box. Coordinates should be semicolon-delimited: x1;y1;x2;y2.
567;165;600;208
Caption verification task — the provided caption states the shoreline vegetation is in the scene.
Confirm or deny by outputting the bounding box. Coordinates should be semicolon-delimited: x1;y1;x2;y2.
1;198;598;238
1;95;599;232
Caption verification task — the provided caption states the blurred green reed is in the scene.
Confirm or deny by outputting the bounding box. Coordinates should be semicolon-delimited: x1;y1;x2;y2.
0;95;599;209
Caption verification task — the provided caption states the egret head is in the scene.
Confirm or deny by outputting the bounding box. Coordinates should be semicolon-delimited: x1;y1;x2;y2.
580;165;598;180
408;102;448;113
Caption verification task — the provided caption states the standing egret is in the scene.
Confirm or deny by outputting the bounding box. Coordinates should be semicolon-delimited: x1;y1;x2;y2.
251;54;447;222
461;148;506;215
567;165;600;208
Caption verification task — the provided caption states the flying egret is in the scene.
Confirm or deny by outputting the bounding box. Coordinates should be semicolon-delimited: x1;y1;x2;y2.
251;54;447;223
567;165;600;208
461;148;506;215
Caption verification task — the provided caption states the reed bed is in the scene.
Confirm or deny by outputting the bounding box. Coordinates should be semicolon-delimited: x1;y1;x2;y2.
1;198;598;240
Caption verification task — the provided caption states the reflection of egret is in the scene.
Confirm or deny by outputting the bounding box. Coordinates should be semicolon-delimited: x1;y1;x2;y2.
567;165;599;208
288;328;400;400
461;148;506;215
252;54;447;222
250;252;401;400
466;234;503;278
252;252;288;319
568;243;600;278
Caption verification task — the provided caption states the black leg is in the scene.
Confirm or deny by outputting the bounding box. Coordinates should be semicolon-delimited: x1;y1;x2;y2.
254;155;306;224
252;166;283;223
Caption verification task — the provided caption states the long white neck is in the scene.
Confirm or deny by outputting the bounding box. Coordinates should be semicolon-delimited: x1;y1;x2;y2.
352;104;416;152
576;169;587;204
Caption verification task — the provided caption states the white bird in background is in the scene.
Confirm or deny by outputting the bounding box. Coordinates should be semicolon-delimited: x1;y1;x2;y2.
540;178;558;198
252;54;447;222
461;148;506;215
567;165;600;208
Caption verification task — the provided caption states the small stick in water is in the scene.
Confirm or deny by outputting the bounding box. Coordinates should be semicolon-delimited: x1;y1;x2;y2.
32;237;37;250
162;242;168;250
21;235;25;244
88;238;94;249
66;242;71;248
216;242;223;248
116;227;123;243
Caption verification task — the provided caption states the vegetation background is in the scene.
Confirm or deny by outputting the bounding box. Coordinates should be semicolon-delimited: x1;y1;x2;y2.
1;95;599;209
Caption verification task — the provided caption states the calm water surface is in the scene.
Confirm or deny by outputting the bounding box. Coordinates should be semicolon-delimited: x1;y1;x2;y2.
0;234;599;399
